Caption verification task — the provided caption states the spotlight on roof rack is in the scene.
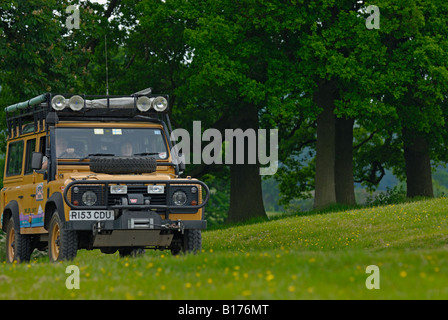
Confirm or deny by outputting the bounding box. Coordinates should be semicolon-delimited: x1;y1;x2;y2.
68;95;84;111
51;95;67;111
152;96;168;112
136;96;152;112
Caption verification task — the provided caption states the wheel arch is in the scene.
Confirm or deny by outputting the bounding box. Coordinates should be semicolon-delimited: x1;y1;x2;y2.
44;192;66;230
2;201;19;232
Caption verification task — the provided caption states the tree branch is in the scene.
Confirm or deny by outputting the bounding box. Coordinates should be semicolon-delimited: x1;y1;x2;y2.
353;130;377;150
104;0;119;18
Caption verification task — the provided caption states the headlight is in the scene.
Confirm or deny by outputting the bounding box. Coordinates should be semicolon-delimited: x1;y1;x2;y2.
151;96;168;112
51;95;67;111
110;185;127;194
172;190;187;206
68;95;84;111
136;96;152;112
148;185;164;194
82;191;97;206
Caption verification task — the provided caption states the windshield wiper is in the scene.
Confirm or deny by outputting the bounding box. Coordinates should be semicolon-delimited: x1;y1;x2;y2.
80;153;115;161
133;152;159;156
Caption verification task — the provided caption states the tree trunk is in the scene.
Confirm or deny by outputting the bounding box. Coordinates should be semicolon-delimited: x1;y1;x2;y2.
228;162;266;223
335;117;356;205
313;81;337;209
403;129;433;198
227;104;267;223
313;80;356;209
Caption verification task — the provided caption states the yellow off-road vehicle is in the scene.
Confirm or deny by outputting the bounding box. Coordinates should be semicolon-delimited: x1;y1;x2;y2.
1;89;209;262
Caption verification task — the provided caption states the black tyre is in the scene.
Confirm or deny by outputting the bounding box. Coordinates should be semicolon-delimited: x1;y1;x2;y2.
48;212;78;262
184;229;202;253
171;229;202;255
5;218;32;263
89;156;157;174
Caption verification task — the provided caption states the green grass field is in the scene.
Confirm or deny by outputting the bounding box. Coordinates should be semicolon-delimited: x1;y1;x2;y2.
1;197;448;299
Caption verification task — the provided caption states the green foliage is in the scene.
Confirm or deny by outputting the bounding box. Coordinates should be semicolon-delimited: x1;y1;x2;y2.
1;0;448;222
353;125;405;188
374;0;448;165
200;171;230;228
0;0;120;99
261;177;283;212
275;0;448;205
365;185;407;206
1;1;76;96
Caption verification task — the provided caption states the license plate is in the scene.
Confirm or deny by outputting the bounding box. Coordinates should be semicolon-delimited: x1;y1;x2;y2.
69;210;114;221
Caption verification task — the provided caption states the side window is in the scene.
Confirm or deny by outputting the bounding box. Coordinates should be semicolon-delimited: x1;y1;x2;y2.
6;140;24;176
24;139;37;175
39;136;46;154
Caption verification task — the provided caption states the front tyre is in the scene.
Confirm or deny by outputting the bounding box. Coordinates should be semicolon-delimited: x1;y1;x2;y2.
5;218;32;263
48;212;78;262
171;229;202;255
184;229;202;253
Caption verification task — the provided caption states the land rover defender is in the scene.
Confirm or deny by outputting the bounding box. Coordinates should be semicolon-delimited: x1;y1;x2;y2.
1;89;209;262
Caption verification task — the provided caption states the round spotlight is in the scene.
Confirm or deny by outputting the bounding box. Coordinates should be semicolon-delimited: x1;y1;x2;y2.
68;95;84;111
136;96;152;112
152;96;168;112
172;190;187;206
82;191;97;206
51;95;67;111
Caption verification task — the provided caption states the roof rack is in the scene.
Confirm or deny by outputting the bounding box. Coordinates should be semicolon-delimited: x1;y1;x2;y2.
4;89;170;139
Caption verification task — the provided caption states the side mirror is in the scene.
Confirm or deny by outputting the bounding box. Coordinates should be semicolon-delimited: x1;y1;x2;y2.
31;152;43;170
177;152;186;173
178;161;186;173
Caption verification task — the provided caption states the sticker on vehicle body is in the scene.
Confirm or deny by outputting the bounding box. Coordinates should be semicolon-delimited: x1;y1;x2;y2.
36;182;44;201
20;212;30;228
158;152;167;159
20;206;45;228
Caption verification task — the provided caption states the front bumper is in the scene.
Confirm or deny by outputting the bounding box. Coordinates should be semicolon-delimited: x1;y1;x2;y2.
64;209;206;248
64;209;207;231
62;179;208;248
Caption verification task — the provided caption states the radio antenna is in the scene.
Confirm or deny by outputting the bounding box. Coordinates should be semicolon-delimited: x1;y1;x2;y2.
105;35;109;95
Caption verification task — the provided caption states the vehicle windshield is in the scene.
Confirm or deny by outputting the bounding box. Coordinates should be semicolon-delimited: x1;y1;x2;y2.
54;127;169;160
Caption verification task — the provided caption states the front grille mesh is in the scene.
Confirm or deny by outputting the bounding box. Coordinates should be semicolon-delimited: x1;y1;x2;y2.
68;184;167;213
108;185;167;214
66;183;201;215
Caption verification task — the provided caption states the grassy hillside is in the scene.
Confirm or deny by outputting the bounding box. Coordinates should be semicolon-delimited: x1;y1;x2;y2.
1;197;448;299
